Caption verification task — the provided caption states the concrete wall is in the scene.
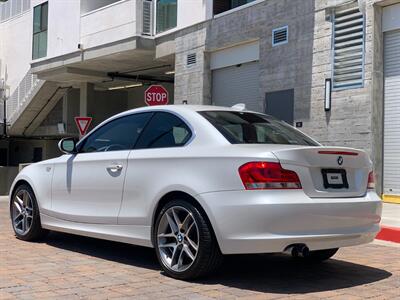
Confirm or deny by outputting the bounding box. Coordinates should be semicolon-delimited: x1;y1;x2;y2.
175;24;210;105
175;0;315;110
8;139;60;166
173;0;388;194
302;1;373;153
0;166;18;196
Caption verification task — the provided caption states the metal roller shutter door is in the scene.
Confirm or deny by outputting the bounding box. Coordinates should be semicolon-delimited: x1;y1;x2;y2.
212;61;261;112
384;30;400;195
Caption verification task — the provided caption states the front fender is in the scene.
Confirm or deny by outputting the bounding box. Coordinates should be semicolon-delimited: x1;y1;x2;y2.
9;163;54;213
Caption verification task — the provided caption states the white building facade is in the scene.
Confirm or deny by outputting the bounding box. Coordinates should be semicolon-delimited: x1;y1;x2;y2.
0;0;399;201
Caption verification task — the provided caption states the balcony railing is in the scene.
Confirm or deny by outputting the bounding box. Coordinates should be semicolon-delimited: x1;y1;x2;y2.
6;70;43;122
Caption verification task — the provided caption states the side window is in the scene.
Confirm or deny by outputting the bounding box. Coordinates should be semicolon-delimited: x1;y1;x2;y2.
135;112;192;149
79;113;153;153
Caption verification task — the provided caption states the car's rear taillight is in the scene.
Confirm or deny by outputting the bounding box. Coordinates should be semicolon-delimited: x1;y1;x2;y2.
239;162;302;190
368;171;375;189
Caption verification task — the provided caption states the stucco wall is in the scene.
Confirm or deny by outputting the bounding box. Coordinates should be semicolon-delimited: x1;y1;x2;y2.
0;10;32;95
32;0;80;61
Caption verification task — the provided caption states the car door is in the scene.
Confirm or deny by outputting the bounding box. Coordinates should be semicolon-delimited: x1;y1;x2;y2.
119;112;193;225
51;112;153;224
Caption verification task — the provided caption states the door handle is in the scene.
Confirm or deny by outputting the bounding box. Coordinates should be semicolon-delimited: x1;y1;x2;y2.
107;164;123;173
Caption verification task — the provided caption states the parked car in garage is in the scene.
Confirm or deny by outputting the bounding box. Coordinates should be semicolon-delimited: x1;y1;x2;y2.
9;105;382;280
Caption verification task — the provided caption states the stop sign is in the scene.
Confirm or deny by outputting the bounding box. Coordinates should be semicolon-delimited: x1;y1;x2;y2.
144;85;169;106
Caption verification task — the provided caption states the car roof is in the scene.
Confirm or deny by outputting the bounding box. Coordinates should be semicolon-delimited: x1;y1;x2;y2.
115;104;256;117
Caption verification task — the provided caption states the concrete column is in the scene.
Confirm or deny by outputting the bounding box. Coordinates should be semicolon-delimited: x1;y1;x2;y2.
174;25;210;105
79;82;94;117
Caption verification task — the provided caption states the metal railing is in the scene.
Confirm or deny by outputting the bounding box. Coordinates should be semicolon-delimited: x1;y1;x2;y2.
6;70;43;122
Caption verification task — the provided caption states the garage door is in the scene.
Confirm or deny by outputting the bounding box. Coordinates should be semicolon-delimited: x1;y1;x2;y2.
212;61;261;112
384;29;400;195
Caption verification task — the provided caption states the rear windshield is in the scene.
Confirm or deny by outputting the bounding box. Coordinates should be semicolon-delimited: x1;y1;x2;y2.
199;111;319;146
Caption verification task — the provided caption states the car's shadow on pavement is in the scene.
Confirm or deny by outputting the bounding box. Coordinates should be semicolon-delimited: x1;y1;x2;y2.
202;254;392;294
44;231;391;294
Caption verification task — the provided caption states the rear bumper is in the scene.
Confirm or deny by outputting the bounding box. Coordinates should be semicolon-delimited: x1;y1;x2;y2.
199;190;382;254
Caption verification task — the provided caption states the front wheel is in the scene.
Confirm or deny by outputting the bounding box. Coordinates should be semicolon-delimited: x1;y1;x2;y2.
10;184;48;241
154;200;223;280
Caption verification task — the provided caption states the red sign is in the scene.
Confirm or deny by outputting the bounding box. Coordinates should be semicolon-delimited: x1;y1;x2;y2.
145;85;169;106
74;117;92;136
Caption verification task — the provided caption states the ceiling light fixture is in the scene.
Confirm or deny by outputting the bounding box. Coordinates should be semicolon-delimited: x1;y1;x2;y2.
125;83;143;88
108;82;143;90
165;70;175;75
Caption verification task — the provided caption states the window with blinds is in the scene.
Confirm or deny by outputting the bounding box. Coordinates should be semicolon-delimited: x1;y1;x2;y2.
142;0;153;35
332;5;365;89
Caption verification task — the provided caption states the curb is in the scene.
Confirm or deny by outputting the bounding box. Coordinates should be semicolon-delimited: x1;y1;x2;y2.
382;194;400;204
376;225;400;243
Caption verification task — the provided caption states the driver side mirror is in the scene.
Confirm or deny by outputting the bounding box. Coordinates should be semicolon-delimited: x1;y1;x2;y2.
58;138;78;154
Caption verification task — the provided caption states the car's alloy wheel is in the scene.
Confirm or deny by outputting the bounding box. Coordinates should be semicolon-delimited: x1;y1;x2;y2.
157;206;199;272
11;189;34;235
10;184;48;241
154;200;223;280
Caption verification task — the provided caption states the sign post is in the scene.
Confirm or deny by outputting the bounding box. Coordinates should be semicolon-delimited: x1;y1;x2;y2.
74;116;92;138
144;85;169;106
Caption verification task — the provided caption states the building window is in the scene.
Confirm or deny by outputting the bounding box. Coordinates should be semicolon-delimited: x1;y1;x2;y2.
332;5;364;90
213;0;256;15
231;0;255;8
156;0;177;33
32;2;48;60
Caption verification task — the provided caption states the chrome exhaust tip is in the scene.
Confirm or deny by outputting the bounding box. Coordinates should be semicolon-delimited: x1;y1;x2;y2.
284;244;309;258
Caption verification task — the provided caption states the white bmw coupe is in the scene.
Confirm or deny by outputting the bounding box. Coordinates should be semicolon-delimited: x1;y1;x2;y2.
9;105;381;279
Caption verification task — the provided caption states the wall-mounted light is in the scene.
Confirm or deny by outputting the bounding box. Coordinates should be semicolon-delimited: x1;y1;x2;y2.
324;78;331;112
165;70;175;75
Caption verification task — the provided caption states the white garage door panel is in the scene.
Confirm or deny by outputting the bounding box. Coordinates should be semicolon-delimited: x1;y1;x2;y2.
212;61;261;112
384;30;400;195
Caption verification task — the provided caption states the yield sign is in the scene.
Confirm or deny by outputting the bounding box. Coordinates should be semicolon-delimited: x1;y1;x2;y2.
74;117;92;136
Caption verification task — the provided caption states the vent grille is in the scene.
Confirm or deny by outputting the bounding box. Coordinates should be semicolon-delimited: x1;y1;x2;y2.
272;26;288;46
142;0;153;35
332;6;364;89
187;53;197;66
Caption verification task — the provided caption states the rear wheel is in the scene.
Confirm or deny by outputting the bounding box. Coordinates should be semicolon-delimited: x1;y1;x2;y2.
154;200;223;280
10;184;48;241
304;248;339;262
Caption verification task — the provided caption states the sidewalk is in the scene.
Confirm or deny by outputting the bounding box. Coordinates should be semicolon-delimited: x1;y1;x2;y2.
381;203;400;228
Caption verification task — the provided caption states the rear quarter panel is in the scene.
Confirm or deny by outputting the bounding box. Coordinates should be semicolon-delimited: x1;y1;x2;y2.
118;145;279;226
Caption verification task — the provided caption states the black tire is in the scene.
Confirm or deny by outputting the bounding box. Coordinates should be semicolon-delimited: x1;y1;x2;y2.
10;184;48;241
154;199;223;280
304;248;339;262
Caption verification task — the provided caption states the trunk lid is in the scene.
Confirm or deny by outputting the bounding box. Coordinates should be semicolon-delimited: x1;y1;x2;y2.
271;146;372;198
